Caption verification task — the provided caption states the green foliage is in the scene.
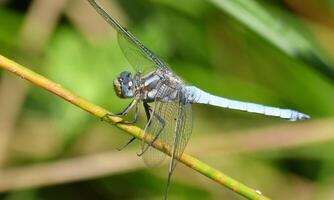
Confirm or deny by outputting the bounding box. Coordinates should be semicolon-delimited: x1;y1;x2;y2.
210;0;334;79
0;8;22;54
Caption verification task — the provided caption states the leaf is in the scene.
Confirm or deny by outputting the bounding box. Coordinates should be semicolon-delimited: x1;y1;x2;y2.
209;0;334;79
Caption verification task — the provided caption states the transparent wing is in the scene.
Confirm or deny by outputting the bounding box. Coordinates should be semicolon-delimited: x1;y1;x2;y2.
141;100;167;167
141;85;193;168
117;32;161;74
88;0;170;73
141;84;171;167
170;100;192;171
164;97;192;199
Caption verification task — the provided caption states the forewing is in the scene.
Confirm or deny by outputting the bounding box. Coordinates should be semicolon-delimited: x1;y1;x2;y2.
141;100;167;167
141;84;173;167
88;0;170;73
117;32;159;74
141;86;193;168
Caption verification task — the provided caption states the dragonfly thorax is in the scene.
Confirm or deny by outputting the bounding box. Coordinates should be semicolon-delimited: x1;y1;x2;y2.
113;71;137;98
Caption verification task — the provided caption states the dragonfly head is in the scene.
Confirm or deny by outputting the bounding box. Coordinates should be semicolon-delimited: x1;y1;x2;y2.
114;71;136;98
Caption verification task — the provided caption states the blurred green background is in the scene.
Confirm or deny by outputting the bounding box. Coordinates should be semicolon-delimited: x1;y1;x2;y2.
1;0;334;199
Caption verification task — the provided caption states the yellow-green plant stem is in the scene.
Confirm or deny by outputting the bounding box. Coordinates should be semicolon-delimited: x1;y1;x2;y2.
0;54;270;200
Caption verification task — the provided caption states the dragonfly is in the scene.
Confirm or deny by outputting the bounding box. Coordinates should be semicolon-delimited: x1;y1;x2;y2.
87;0;310;199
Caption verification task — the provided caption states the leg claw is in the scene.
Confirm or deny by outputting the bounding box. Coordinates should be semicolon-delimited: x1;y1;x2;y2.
101;113;123;125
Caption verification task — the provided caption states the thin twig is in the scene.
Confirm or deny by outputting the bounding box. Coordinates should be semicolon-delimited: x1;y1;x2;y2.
0;54;270;200
0;118;329;192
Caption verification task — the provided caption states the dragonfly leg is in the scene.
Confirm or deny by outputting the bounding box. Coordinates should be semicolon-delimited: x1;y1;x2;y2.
119;103;139;124
101;99;138;124
114;105;140;150
116;136;136;151
137;113;165;156
143;102;152;123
